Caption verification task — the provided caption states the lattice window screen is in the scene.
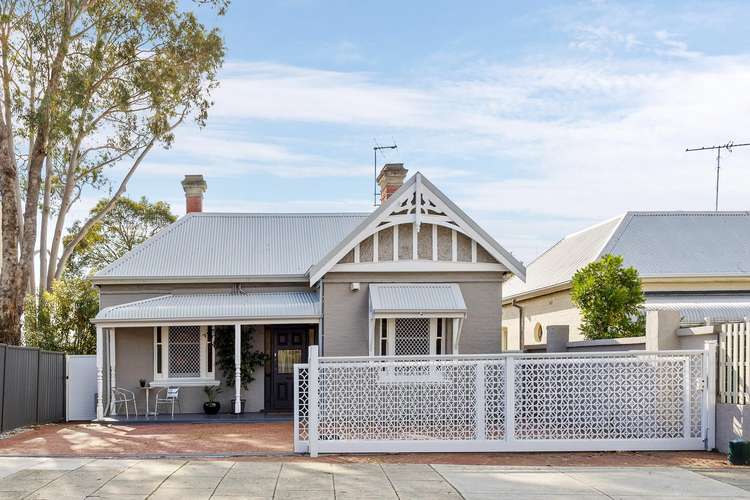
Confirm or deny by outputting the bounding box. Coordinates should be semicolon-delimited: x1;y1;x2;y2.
394;318;430;355
168;326;201;377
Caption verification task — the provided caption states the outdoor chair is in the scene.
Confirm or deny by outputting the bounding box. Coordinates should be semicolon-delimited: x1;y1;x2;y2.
109;387;138;418
154;387;181;418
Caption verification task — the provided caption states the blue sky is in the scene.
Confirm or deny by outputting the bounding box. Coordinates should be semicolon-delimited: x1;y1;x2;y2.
106;0;750;263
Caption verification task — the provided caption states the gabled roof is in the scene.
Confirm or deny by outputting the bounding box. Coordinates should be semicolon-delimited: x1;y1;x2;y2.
95;172;525;285
93;213;366;283
369;283;466;315
308;172;526;284
504;211;750;301
94;291;320;324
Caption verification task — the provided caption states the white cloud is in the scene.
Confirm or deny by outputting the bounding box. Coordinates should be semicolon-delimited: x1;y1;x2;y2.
134;5;750;263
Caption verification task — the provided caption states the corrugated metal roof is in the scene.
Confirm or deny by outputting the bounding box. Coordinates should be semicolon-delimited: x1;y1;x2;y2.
604;211;750;276
644;294;750;326
504;211;750;300
94;291;320;323
369;283;467;314
503;216;623;298
94;213;367;280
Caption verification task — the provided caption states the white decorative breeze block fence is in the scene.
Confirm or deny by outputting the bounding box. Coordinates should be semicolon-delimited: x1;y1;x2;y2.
294;344;716;456
719;322;750;404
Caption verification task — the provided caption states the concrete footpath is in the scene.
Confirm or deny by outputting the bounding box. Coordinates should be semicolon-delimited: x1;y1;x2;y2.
0;457;746;499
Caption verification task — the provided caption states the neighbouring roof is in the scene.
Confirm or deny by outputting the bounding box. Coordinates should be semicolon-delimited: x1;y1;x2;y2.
94;213;367;282
369;283;467;314
644;293;750;326
94;291;320;323
504;211;750;300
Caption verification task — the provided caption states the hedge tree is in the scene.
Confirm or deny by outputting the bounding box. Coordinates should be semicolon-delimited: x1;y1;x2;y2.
570;254;646;340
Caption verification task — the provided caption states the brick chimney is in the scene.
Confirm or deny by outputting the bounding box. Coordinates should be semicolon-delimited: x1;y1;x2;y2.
376;163;408;203
181;174;207;213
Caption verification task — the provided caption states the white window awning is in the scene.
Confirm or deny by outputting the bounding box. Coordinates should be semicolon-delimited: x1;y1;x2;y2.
93;291;321;326
369;283;467;318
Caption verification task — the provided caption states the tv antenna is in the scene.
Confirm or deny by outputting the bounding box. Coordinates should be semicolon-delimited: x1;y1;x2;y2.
373;142;398;206
685;140;750;211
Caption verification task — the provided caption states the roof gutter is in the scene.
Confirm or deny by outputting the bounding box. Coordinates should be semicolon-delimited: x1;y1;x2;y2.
92;274;310;285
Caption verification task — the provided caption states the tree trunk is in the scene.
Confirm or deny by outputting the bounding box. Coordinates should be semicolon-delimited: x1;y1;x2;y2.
39;156;52;294
0;119;23;344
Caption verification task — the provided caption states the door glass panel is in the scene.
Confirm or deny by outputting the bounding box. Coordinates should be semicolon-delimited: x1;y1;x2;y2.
277;349;302;374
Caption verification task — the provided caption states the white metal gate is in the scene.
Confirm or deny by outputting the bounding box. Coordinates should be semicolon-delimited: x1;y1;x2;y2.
66;355;97;421
294;344;717;455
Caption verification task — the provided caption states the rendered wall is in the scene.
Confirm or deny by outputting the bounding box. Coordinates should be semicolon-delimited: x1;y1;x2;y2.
113;326;265;414
716;403;750;454
502;278;750;351
322;271;503;356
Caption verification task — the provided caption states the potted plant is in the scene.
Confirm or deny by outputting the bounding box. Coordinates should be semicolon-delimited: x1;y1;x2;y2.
139;378;147;388
203;386;222;415
214;325;268;414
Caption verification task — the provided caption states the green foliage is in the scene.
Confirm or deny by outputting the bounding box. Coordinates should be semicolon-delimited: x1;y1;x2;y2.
23;275;98;354
570;254;646;340
213;326;268;390
203;385;222;402
66;196;176;276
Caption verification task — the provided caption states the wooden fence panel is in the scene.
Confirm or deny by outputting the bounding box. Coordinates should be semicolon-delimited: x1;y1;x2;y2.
719;322;750;404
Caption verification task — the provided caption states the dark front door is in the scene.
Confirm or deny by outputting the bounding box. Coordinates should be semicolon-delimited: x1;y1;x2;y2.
271;326;309;411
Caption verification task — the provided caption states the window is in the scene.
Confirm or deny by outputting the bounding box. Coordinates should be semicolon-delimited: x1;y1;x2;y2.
153;325;215;381
435;319;444;355
379;319;388;356
155;327;163;374
206;326;214;374
394;318;430;355
378;318;452;356
169;326;201;377
277;349;302;374
534;322;543;343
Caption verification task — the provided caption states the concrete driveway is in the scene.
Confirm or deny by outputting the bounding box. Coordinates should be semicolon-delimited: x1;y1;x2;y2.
0;457;746;499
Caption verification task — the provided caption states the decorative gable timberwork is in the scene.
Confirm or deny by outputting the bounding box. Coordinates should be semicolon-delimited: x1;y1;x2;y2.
309;173;526;284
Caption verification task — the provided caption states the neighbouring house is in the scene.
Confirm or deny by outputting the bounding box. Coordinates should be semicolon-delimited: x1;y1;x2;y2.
501;211;750;352
91;164;525;418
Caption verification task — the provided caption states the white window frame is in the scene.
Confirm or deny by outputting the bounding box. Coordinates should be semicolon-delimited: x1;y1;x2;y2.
153;325;217;386
380;318;441;356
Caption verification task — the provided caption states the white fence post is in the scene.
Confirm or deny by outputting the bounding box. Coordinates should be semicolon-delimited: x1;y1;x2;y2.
683;359;691;439
308;345;320;457
703;340;717;451
475;361;486;440
505;355;515;443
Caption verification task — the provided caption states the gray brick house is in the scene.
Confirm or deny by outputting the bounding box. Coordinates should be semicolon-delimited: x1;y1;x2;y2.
92;164;525;418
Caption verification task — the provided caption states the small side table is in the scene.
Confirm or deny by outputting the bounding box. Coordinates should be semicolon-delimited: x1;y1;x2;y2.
139;385;156;417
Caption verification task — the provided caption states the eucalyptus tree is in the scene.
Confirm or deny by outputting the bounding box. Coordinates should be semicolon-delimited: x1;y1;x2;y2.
0;0;226;343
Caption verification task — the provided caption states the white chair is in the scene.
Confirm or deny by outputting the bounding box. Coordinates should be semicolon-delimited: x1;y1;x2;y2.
154;387;181;417
109;387;137;418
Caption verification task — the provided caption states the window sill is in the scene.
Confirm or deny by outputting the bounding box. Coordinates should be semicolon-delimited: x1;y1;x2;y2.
150;378;219;387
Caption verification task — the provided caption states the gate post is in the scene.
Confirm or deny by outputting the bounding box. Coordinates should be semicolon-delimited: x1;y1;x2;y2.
703;340;717;450
95;327;104;421
308;345;320;457
505;355;515;443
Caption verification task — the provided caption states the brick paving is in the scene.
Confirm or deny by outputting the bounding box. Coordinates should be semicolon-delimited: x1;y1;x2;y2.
0;422;730;468
0;458;746;499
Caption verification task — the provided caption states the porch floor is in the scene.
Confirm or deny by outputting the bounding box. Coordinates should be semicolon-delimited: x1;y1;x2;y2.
100;411;292;424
